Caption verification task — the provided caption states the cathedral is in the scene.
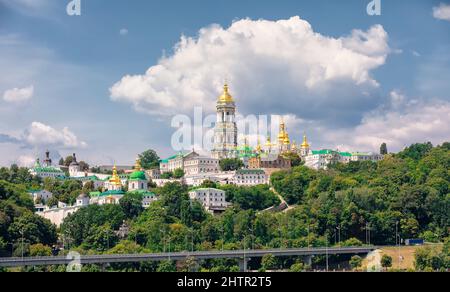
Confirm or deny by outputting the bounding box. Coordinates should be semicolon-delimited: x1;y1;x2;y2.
211;83;310;160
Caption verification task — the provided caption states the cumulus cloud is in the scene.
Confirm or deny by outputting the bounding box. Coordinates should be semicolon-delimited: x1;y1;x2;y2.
110;16;390;125
433;3;450;21
3;85;34;103
24;122;87;148
324;94;450;152
0;122;87;149
16;155;36;167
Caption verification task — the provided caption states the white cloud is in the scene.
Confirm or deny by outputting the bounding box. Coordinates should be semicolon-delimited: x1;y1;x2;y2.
433;3;450;21
3;85;34;103
324;96;450;152
17;155;36;167
110;16;390;118
24;122;87;149
119;28;129;36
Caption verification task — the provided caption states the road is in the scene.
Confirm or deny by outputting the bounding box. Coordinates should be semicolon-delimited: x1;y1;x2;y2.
0;246;377;268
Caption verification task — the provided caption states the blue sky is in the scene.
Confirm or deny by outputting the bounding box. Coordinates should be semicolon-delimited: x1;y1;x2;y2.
0;0;449;166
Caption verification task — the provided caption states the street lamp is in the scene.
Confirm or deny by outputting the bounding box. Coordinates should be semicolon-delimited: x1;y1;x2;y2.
325;233;329;272
20;229;24;261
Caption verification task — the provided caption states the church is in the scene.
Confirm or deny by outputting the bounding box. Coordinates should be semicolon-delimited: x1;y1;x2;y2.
211;83;310;161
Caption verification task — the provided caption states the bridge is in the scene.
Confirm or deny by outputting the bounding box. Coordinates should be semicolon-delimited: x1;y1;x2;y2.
0;246;377;269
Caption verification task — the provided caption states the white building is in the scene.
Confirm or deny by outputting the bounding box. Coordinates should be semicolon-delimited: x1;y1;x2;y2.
232;169;267;186
305;149;384;170
189;188;231;214
160;151;202;174
304;150;345;170
36;194;90;227
28;190;53;204
351;152;384;162
90;190;125;205
184;172;235;187
29;151;65;179
184;156;219;176
128;158;148;191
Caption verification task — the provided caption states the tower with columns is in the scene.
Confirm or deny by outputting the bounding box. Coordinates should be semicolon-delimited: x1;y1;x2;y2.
211;84;238;159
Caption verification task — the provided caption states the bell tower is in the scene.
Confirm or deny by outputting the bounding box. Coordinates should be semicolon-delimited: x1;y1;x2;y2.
211;84;238;159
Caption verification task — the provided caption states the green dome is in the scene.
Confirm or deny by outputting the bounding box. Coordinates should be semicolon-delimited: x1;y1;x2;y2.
129;171;146;181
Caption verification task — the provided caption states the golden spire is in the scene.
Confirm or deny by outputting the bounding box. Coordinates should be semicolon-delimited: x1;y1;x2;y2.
109;164;122;186
134;157;142;172
256;136;262;153
218;83;234;103
265;134;273;148
291;140;297;151
301;134;310;148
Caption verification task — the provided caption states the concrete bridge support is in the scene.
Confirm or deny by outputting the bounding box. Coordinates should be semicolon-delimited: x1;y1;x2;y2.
239;258;250;272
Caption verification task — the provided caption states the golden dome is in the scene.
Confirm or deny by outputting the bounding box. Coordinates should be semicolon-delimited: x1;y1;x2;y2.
283;134;291;145
218;84;234;103
301;135;310;148
109;165;122;186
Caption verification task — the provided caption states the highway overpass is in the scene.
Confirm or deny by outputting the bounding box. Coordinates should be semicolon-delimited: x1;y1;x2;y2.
0;246;377;268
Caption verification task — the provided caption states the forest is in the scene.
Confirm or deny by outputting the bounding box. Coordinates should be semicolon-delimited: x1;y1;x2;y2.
0;142;448;272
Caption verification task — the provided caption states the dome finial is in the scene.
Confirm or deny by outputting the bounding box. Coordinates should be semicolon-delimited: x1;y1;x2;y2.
218;82;234;103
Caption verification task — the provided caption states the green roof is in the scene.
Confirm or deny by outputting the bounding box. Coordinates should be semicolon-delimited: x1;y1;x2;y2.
128;190;156;197
32;166;64;173
73;175;100;181
129;171;146;181
99;190;125;197
160;154;180;164
28;189;43;194
89;191;101;197
236;169;265;175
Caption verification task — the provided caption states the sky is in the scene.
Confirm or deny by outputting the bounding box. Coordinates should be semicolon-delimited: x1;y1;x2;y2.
0;0;449;167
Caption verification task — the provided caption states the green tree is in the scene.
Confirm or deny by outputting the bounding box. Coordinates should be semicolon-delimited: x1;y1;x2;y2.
261;254;278;270
157;260;176;272
290;262;305;272
173;168;185;179
139;149;160;170
120;193;144;219
219;158;244;171
349;255;362;271
29;243;52;257
381;254;393;270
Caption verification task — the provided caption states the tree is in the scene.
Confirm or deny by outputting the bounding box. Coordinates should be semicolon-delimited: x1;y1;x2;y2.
158;182;189;218
64;156;74;167
283;152;302;167
157;260;176;272
139;149;160;170
290;262;305;272
381;255;393;271
200;180;218;189
120;193;144;219
261;254;278;270
380;143;388;155
29;243;52;257
349;255;362;271
219;158;244;171
173;168;185;179
79;161;90;171
58;158;64;166
161;172;173;179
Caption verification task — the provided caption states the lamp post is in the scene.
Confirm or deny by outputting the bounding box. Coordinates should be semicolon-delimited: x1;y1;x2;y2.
325;233;329;272
337;225;341;246
395;221;400;270
20;229;24;261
